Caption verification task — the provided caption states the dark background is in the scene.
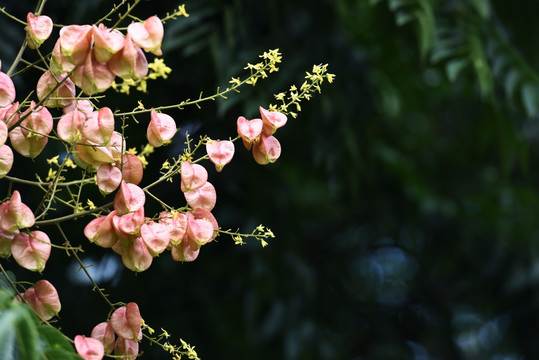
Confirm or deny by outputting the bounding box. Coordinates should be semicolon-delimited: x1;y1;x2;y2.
2;0;539;359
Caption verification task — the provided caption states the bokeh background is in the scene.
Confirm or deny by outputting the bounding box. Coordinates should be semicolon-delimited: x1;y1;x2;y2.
2;0;539;359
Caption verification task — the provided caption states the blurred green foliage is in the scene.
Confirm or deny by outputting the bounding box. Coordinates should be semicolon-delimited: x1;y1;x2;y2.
3;0;539;359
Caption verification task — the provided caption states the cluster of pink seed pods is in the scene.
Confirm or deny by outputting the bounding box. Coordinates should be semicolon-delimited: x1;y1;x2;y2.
237;106;287;165
75;302;142;360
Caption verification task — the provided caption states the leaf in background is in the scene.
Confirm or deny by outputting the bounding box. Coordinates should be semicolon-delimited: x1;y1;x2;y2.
0;270;16;295
0;302;40;360
446;58;469;82
521;83;539;118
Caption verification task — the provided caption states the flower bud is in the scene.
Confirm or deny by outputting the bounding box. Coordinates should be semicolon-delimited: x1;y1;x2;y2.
127;16;164;56
114;181;145;215
252;134;281;165
0;145;13;179
11;230;51;272
74;335;104;360
26;13;53;50
206;139;234;172
236;116;262;150
180;161;208;192
183;181;217;211
36;71;75;108
0;71;16;107
259;106;287;135
92;24;125;63
59;24;92;66
91;322;116;355
147;109;176;147
107;34;148;80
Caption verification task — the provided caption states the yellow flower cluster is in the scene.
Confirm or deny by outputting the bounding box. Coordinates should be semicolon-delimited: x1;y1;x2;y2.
112;58;172;95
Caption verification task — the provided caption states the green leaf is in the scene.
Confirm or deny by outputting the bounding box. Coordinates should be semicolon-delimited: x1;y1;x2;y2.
0;303;40;360
44;347;83;360
521;83;539;118
39;325;74;352
445;58;469;82
395;11;415;26
470;0;490;19
0;271;16;295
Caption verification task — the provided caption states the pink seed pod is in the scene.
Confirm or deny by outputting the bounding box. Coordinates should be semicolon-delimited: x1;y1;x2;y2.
0;190;35;232
140;221;170;256
186;212;214;247
259;106;287;136
96;164;122;195
116;153;143;185
11;230;51;272
252;134;281;165
171;240;200;262
92;24;125;63
15;280;61;320
36;71;76;108
50;39;76;75
57;108;86;143
183;181;217;211
112;207;145;238
74;142;115;169
82;107;115;145
159;211;187;246
118;237;153;272
192;207;219;240
91;322;116;355
147;109;176;147
107;34;148;80
113;181;145;215
74;335;105;360
84;211;119;248
0;71;16;107
206;139;234;172
26;13;53;50
0;144;13;179
127;16;164;56
114;338;139;360
237;116;263;150
62;99;94;117
180;161;208;192
0;121;7;146
0;102;20;128
71;52;115;95
59;24;92;66
9;101;53;158
110;302;142;341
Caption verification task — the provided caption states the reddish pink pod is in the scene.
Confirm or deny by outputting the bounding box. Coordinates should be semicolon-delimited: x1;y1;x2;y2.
127;16;164;56
119;236;153;272
147;109;176;147
0;102;20;128
140;221;170;256
112;207;145;238
59;24;92;66
97;164;122;195
259;106;287;136
91;322;116;355
114;338;139;360
71;52;115;95
206;139;234;172
82;107;115;145
74;335;105;360
107;34;148;80
57;108;86;143
183;181;217;211
37;71;76;109
92;24;125;63
237;116;263;150
11;230;51;272
0;144;13;179
159;211;187;246
26;13;53;50
15;279;61;320
186;212;214;247
0;71;16;107
84;211;119;248
110;302;142;341
116;153;143;185
113;181;145;215
0;190;35;232
252;134;281;165
171;240;200;262
180;161;208;192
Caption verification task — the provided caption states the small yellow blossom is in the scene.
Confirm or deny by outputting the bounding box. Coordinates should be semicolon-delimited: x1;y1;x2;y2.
87;199;96;210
